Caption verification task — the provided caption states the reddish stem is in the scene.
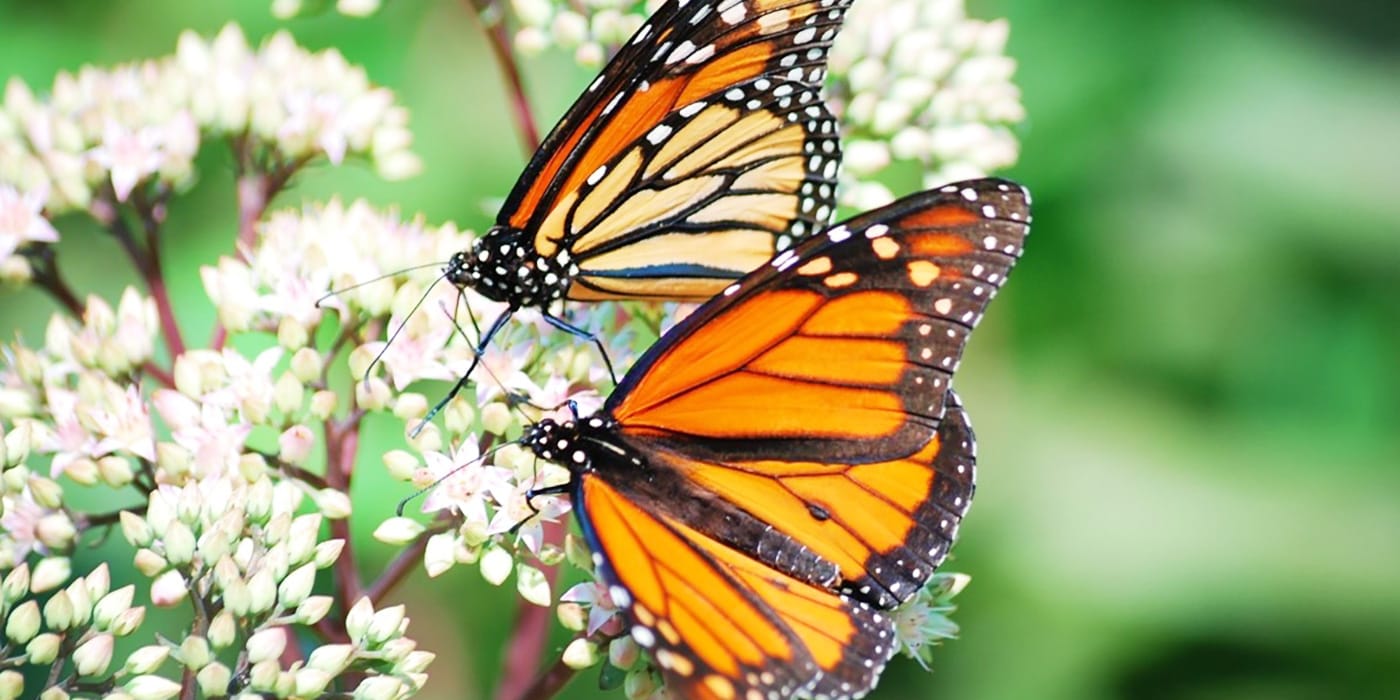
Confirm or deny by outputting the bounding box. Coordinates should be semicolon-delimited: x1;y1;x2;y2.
519;653;580;700
495;519;566;700
324;415;365;618
466;0;542;153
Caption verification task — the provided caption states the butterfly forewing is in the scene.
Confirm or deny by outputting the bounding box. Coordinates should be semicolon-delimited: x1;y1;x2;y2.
489;0;855;305
607;177;1030;463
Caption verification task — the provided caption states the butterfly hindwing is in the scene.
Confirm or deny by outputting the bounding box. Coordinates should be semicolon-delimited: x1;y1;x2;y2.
495;0;855;302
574;473;897;700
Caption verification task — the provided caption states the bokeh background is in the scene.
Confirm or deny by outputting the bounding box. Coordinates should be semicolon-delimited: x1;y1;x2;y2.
2;0;1398;698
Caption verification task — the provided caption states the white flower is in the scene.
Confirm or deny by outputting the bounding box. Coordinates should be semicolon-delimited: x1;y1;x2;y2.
486;474;569;554
0;490;47;560
560;580;621;636
0;185;59;262
420;437;511;528
88;119;164;201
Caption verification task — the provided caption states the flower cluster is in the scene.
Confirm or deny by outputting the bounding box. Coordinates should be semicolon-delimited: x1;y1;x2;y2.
828;0;1025;208
505;0;653;67
0;23;419;272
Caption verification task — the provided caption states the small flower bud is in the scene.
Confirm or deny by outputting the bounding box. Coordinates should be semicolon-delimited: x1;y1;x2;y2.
3;423;32;466
424;532;456;578
307;644;355;674
27;475;63;509
63;457;99;485
150;570;187;607
443;398;474;435
125;674;183;700
2;563;29;602
38;685;67;700
5;601;40;644
247;570;278;614
609;636;639;670
274;374;305;416
208;610;237;649
309;389;338;419
373;517;424;545
313;488;352;519
224;579;252;616
276;317;309;351
357;377;393;411
379;637;417;664
556;602;586;632
480;402;512;435
393;393;428;422
345;597;375;643
366;604;406;646
289;348;323;384
31;557;70;592
0;670;23;700
86;564;111;601
296;595;334;625
516;564;551;607
313;539;344;569
26;633;61;665
97;455;134;487
42;590;75;630
278;562;316;609
514;27;549;56
162;521;196;566
93;585;135;630
245;627;287;664
122;645;170;675
575;42;604;68
196;662;232;697
400;650;435;674
248;659;280;692
277;425;314;465
624;668;659;700
110;606;146;636
74;633;115;676
480;543;513;586
353;676;405;700
35;513;77;550
133;549;168;578
245;476;274;522
181;635;212;670
294;669;332;696
154;442;192;479
562;638;600;669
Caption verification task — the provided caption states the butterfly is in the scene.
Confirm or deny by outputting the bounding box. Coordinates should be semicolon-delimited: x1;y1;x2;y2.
441;0;856;382
521;177;1031;699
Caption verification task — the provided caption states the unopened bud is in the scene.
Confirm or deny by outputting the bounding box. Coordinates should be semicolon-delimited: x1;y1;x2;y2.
73;633;115;676
562;638;600;669
26;633;61;665
196;662;232;697
122;645;170;675
4;601;40;644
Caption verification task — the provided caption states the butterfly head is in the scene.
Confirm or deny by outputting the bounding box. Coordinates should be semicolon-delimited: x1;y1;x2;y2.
445;226;573;308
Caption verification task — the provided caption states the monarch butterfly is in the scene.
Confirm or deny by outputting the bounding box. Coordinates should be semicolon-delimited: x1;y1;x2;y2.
442;0;855;380
522;177;1031;699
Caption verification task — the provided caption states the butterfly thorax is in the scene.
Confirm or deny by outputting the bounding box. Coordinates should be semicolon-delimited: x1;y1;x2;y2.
523;415;624;476
445;226;575;308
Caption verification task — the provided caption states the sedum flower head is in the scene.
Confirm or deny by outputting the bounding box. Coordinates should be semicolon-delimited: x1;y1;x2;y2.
828;0;1025;206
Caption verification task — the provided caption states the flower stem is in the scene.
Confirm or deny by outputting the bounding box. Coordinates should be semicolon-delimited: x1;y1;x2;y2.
495;519;566;700
97;196;187;361
518;652;579;700
364;522;450;605
466;0;542;153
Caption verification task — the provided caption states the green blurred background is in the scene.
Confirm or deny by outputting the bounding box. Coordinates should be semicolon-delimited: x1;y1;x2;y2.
2;0;1398;698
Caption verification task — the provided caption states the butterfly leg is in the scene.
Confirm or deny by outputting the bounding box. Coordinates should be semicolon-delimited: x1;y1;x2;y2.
543;312;618;385
412;307;515;437
510;481;572;535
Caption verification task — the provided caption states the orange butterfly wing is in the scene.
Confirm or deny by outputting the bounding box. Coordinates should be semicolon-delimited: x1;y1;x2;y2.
493;0;856;301
607;178;1030;460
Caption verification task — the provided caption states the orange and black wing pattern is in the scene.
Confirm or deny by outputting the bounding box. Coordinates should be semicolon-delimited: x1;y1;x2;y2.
483;0;855;303
573;472;899;700
524;177;1030;698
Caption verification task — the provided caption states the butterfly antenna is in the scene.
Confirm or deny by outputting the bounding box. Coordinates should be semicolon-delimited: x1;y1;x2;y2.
410;306;516;438
510;451;571;535
395;439;518;517
313;262;447;309
364;273;448;388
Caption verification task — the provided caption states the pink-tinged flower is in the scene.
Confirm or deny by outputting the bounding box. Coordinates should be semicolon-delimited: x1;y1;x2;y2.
203;347;282;420
279;91;350;164
420;437;510;529
0;185;59;262
560;581;622;636
469;340;535;408
486;473;570;554
367;312;456;391
41;386;99;477
0;491;47;560
152;389;252;477
88;120;164;201
90;382;157;462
